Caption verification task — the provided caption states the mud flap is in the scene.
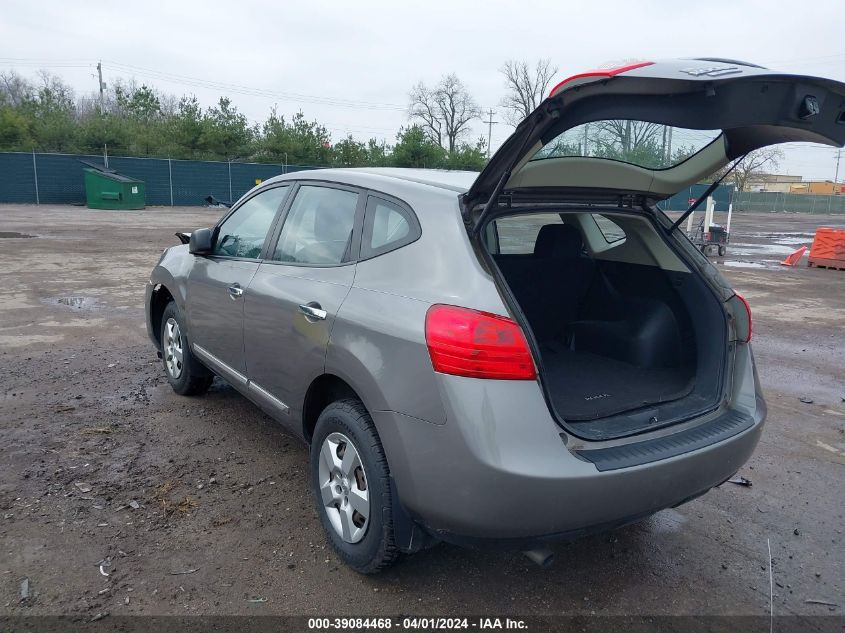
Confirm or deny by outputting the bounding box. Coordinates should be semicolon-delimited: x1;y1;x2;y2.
390;477;438;554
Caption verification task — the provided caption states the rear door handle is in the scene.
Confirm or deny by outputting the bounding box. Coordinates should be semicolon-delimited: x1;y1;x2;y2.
298;303;327;321
227;283;244;299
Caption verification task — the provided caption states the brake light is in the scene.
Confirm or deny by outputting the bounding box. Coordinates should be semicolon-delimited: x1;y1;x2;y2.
425;305;537;380
728;293;753;343
548;61;654;97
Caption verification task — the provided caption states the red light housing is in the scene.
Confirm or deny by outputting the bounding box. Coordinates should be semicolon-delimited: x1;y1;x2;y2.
425;305;537;380
728;293;753;343
548;61;654;97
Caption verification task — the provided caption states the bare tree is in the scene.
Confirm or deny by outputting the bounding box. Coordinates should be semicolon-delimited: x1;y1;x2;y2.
713;147;785;191
591;120;662;154
0;71;34;107
499;59;557;126
409;74;480;153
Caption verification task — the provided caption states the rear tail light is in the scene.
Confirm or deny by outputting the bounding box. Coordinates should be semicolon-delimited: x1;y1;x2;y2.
425;304;537;380
728;293;752;342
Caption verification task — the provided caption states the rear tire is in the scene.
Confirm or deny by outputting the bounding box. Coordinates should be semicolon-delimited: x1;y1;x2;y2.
718;244;726;257
310;398;399;574
160;301;213;396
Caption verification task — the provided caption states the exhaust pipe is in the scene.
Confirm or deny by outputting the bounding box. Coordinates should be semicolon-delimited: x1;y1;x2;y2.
523;548;554;568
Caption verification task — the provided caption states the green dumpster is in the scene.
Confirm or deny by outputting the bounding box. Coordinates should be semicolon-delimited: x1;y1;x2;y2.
83;168;145;210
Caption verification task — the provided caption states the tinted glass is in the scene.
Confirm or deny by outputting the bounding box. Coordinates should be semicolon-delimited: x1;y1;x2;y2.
368;197;416;251
273;186;358;265
532;121;721;169
494;213;563;255
213;186;289;258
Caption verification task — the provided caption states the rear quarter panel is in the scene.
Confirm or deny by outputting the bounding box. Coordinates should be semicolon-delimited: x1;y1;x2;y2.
326;190;509;426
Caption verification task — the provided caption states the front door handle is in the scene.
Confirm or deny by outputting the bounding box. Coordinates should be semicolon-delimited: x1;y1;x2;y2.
298;302;327;321
227;283;244;300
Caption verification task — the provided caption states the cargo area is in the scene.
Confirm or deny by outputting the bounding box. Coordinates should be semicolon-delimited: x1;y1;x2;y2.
488;211;727;439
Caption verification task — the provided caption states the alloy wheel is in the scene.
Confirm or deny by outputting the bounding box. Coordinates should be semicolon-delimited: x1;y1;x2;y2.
163;317;183;379
318;432;370;543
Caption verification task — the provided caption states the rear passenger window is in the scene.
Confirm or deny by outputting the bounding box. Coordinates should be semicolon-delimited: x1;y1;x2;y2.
494;213;563;254
273;185;358;265
361;196;420;258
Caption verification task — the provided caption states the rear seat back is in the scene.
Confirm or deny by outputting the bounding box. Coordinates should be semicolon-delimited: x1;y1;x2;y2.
494;223;595;342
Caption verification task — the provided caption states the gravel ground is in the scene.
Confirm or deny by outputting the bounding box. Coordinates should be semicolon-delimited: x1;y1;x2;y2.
0;204;843;618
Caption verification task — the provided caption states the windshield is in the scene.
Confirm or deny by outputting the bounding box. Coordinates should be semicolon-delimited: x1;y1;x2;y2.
532;120;722;170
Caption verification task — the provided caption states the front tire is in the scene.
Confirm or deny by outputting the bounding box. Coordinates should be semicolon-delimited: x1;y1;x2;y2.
160;301;213;396
310;399;399;574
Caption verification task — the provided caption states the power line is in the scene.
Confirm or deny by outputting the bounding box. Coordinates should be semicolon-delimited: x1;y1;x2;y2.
0;57;408;112
101;60;408;111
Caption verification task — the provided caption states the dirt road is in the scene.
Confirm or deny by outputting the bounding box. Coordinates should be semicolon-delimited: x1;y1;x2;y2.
1;205;843;618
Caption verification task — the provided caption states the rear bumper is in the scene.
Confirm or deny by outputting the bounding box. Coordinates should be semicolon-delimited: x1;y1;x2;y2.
374;346;765;542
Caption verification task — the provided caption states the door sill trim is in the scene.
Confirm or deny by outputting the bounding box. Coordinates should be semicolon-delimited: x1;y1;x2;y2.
192;344;289;415
248;381;290;414
192;344;247;387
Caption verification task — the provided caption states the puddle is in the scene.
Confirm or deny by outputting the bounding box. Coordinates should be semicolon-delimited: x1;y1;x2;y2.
721;260;773;269
772;237;813;246
728;243;797;256
0;231;36;239
46;296;100;310
57;297;87;307
750;231;816;240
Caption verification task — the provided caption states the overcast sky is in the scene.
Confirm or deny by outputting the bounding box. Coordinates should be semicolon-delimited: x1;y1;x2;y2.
3;0;845;179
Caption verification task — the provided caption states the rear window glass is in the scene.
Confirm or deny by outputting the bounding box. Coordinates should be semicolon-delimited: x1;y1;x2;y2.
360;195;421;259
532;121;721;169
494;213;563;254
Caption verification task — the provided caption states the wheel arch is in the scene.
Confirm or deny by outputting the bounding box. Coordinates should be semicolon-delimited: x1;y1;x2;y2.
149;283;175;348
302;373;432;555
302;374;366;443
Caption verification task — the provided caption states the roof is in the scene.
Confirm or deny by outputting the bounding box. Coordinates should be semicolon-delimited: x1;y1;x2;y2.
343;168;478;192
273;167;478;193
748;173;804;183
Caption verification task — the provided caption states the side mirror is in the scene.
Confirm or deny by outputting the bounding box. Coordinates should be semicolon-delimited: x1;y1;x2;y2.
188;227;214;255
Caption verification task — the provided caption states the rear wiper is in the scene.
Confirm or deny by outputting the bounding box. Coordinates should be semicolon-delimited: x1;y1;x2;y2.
670;154;746;233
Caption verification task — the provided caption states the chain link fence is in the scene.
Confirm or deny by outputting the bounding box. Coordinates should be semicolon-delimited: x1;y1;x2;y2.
0;152;320;206
2;151;845;214
731;191;845;214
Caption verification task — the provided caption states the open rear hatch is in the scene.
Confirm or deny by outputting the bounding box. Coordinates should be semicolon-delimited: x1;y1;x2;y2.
463;58;845;227
465;59;845;440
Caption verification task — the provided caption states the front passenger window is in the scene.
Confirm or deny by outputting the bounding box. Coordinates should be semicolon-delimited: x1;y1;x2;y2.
213;186;289;259
273;186;358;265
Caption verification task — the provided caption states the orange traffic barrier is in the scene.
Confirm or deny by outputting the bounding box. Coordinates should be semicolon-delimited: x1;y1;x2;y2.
780;245;807;266
808;227;845;271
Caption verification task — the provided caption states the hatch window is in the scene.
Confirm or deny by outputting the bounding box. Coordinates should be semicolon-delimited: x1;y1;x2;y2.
532;121;721;170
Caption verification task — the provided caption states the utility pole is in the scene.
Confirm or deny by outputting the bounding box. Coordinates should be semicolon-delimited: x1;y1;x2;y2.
484;108;498;160
97;61;107;166
583;123;590;157
96;61;105;110
835;149;841;184
666;126;673;163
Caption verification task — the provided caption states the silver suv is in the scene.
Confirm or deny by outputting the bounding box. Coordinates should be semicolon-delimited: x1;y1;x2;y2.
146;59;845;573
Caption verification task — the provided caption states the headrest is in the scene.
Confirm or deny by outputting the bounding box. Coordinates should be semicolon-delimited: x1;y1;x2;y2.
534;224;583;258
